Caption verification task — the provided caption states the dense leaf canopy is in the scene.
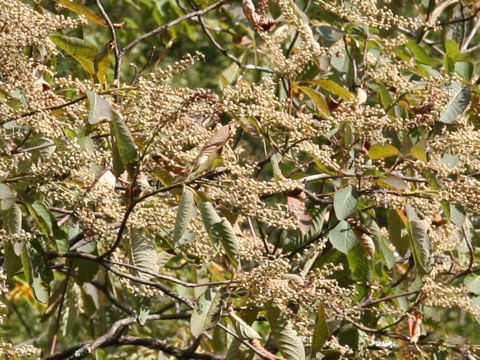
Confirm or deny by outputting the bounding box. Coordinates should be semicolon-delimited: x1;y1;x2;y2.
3;0;480;359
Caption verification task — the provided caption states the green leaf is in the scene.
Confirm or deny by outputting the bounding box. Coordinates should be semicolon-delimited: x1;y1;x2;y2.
379;86;392;110
4;197;26;273
380;238;396;269
219;59;241;88
50;34;98;75
333;186;358;220
337;322;359;351
455;62;474;81
408;139;427;163
26;239;53;303
465;274;480;295
130;229;158;280
111;110;139;169
298;86;331;118
271;152;285;181
439;81;471;124
0;183;15;210
198;201;222;244
62;283;80;336
450;204;465;227
229;311;261;340
328;220;357;254
94;42;111;84
6;203;22;234
368;144;400;160
441;153;459;168
316;26;344;47
387;209;408;256
72;258;99;285
173;187;196;244
4;241;22;278
266;305;306;360
281;207;327;252
81;283;99;317
377;175;408;190
347;245;372;283
407;40;432;65
312;302;329;355
134;296;150;325
0;183;15;199
224;338;242;360
31;200;53;234
444;39;463;62
330;46;349;73
190;288;222;338
29;201;69;253
212;219;240;268
308;79;354;101
406;206;431;274
212;324;228;356
53;0;106;25
111;139;125;177
87;91;113;125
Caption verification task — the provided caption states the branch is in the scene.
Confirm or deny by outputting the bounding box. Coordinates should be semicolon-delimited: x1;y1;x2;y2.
1;96;87;126
216;323;275;360
11;142;56;155
49;251;194;307
347;320;410;341
285;0;312;57
194;6;275;73
89;280;134;315
121;0;234;56
102;170;228;259
49;259;73;355
358;290;420;307
106;258;239;288
95;0;122;84
461;15;480;51
44;315;219;360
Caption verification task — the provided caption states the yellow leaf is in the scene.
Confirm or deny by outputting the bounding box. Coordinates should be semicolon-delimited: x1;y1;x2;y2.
54;0;106;26
408;139;427;163
368;144;400;160
297;86;331;118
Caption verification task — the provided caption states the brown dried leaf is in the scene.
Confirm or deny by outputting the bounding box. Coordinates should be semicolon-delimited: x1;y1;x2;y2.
408;309;422;344
242;0;280;32
250;338;285;360
347;216;375;257
287;194;312;235
410;102;434;115
191;123;235;175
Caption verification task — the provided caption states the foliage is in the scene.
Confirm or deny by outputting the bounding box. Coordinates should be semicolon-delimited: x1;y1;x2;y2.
4;0;480;359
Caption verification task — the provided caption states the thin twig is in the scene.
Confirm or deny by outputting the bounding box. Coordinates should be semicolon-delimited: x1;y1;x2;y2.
11;302;34;339
49;259;73;355
285;0;312;57
121;0;234;56
461;16;480;51
90;280;134;315
195;10;275;73
54;251;193;307
10;128;32;153
217;323;273;360
95;0;121;84
44;315;220;360
256;220;270;255
11;142;56;155
1;95;86;126
358;290;420;307
106;258;239;288
131;46;156;84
